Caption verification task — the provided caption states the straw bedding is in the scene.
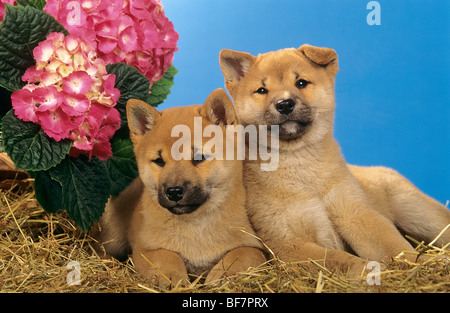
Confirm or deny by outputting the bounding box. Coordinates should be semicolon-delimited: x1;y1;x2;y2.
1;177;449;293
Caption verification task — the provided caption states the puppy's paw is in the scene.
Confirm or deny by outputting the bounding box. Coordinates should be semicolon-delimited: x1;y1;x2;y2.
205;268;229;284
344;259;369;279
205;247;266;284
145;267;190;288
133;249;189;288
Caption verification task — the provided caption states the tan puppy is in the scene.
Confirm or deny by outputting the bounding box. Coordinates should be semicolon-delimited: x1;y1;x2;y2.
219;45;450;274
98;89;265;286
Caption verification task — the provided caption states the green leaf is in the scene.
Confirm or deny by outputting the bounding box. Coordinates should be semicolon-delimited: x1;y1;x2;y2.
0;5;68;91
49;156;111;232
33;170;63;214
147;65;178;106
105;127;138;196
28;0;47;10
16;0;47;10
1;110;71;171
106;63;150;126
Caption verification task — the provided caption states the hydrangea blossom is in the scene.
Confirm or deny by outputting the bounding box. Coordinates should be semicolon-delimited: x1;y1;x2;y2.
0;0;15;23
44;0;178;86
11;32;121;160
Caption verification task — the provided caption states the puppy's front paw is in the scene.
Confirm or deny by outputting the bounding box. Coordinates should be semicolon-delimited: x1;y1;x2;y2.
146;266;190;288
205;267;228;284
336;257;368;279
205;247;266;284
133;249;189;288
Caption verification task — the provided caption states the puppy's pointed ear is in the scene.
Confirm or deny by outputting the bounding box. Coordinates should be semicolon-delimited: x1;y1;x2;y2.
298;44;339;76
219;49;255;92
126;99;161;145
201;89;239;126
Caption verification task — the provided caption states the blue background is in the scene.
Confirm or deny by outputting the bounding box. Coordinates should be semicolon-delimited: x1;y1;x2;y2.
160;0;449;205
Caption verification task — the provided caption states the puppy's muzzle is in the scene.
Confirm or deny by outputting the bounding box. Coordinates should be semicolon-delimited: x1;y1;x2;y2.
165;186;184;202
268;97;313;140
275;99;295;115
159;183;208;215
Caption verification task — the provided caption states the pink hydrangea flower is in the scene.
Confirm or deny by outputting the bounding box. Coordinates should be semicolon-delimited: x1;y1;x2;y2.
10;86;39;123
44;0;178;86
63;71;95;95
11;32;121;160
69;102;121;160
0;0;15;24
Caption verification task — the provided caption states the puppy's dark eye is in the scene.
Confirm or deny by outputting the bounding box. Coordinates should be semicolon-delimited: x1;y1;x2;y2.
255;87;268;95
295;79;310;89
192;154;207;166
152;157;165;167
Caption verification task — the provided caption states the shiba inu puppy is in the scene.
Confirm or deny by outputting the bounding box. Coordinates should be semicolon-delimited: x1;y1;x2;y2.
219;45;450;274
98;89;265;286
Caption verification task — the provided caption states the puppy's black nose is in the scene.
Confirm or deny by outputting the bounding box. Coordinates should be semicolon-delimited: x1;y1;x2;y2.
166;186;184;202
275;99;295;115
